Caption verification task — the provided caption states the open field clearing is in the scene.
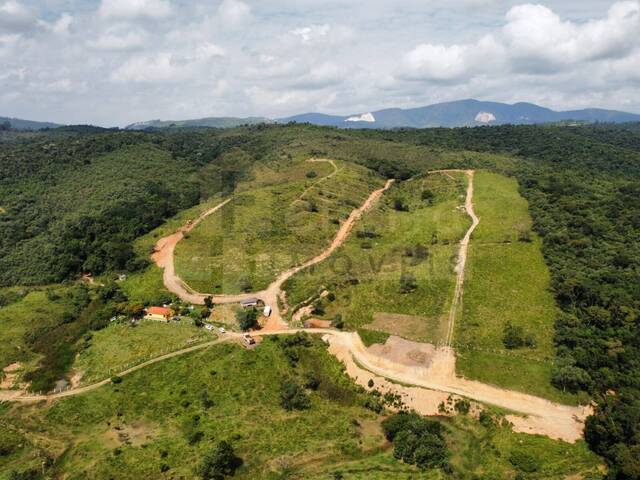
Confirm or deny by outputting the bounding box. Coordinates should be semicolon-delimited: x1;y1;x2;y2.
73;320;211;384
174;158;385;294
454;171;569;403
283;171;469;344
0;339;602;479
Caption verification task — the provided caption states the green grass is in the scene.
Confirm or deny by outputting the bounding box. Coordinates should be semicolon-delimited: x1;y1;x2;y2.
455;171;572;403
0;285;74;372
357;329;391;347
118;265;170;305
174;158;384;294
284;171;470;344
0;339;602;479
73;320;212;384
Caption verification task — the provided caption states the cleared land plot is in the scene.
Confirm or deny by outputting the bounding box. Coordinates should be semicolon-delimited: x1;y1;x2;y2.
0;340;601;479
174;159;384;294
284;172;470;344
73;320;211;384
455;171;571;403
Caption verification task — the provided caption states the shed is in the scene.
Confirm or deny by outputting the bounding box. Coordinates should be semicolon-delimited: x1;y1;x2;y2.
240;298;259;308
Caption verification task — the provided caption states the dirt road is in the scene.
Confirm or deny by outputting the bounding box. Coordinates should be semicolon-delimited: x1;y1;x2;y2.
431;169;480;347
152;176;394;328
0;327;588;442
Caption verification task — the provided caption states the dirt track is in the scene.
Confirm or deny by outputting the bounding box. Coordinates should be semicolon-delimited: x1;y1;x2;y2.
152;173;394;329
429;169;479;346
0;168;590;444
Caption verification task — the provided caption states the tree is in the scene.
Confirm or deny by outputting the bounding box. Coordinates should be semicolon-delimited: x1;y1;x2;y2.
198;441;242;480
280;379;311;411
393;197;409;212
502;322;535;349
421;189;435;204
204;296;213;309
236;308;258;331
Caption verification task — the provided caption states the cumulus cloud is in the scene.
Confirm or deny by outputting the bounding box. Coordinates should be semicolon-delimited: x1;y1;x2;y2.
98;0;172;20
217;0;251;27
89;30;146;51
504;1;640;70
401;1;640;81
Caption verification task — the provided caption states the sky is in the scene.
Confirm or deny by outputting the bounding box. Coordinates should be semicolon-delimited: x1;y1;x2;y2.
1;0;639;126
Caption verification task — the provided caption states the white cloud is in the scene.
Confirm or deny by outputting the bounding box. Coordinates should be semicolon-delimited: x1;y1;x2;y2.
38;13;72;34
504;1;640;70
290;24;330;43
111;53;186;83
0;1;34;31
217;0;250;28
89;30;146;51
98;0;172;20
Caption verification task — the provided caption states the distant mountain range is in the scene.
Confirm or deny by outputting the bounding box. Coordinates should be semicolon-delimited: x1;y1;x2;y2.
125;116;271;130
4;99;640;131
279;99;640;128
0;116;61;130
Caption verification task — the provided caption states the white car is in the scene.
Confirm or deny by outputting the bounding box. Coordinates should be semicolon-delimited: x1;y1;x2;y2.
218;327;226;334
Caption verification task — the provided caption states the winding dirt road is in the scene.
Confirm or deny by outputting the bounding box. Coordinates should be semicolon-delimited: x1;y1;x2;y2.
0;328;588;442
0;168;590;444
152;174;395;329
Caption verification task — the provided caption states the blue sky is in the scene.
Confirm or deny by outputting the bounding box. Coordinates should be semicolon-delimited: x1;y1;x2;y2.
1;0;639;126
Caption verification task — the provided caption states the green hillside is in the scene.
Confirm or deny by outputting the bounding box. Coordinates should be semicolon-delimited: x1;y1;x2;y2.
1;123;639;478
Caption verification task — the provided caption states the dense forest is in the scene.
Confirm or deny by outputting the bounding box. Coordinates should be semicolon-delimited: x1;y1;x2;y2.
1;122;639;478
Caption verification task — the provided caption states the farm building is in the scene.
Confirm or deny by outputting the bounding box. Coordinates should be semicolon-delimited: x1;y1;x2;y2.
240;298;259;308
145;306;172;321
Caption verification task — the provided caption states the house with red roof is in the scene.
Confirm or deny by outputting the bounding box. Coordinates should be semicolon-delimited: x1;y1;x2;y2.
144;306;173;322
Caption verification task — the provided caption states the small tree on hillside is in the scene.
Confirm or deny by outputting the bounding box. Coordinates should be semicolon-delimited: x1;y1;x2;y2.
198;441;242;480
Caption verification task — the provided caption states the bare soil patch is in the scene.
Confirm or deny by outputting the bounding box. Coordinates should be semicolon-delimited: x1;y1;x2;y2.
103;421;158;448
367;312;443;342
368;335;437;369
1;362;21;389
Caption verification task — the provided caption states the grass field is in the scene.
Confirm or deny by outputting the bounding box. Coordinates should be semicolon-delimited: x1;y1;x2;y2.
0;338;602;479
174;157;385;294
0;285;74;372
283;171;470;344
73;320;212;384
454;171;571;403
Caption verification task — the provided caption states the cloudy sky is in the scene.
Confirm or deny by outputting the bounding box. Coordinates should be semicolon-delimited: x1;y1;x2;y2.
1;0;639;126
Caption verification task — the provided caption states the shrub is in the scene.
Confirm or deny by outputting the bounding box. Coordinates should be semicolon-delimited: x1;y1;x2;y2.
198;441;243;480
236;308;258;331
393;197;409;212
421;189;435;204
306;170;317;178
502;322;536;349
382;413;448;470
509;450;540;473
399;273;417;293
111;375;123;384
280;379;311;411
453;398;471;415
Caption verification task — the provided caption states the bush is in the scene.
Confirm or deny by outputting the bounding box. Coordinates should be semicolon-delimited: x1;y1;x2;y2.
198;441;243;480
111;375;123;384
399;273;417;293
383;412;449;470
509;450;540;473
306;170;317;178
502;322;535;349
280;379;311;411
393;197;409;212
236;308;258;331
454;398;471;415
